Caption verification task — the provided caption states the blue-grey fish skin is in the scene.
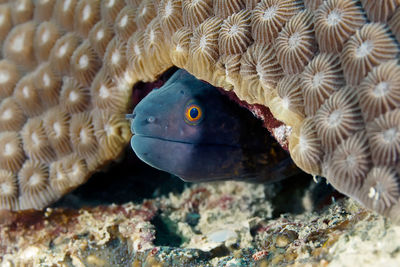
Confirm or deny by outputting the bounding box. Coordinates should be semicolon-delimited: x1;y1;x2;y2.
129;69;296;182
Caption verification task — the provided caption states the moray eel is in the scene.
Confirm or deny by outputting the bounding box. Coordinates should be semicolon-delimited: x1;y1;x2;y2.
128;69;296;182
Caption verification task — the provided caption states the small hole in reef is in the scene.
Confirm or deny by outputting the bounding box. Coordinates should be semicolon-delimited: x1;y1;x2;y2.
151;213;183;247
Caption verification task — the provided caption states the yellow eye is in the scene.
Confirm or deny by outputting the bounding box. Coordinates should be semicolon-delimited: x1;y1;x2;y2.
184;103;203;124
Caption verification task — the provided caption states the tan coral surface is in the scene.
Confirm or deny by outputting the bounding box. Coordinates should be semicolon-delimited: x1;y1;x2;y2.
0;0;400;223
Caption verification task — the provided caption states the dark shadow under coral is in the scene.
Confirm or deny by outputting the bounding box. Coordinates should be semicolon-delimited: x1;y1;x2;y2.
51;147;186;209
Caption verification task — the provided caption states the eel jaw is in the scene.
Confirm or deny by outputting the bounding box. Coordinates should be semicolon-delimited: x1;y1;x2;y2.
130;134;245;182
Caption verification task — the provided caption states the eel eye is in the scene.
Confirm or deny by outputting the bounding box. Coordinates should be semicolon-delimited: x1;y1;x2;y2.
184;103;203;125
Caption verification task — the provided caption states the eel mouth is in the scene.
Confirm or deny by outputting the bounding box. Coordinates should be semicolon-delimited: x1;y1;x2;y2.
130;134;245;182
131;134;240;148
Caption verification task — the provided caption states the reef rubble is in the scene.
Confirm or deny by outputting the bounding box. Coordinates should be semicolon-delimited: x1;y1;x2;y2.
1;176;400;267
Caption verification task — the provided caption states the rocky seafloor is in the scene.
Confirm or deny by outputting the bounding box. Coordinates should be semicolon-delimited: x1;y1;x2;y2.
1;151;400;267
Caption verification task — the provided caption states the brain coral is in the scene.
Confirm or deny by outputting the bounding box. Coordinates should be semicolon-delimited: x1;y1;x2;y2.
0;0;400;222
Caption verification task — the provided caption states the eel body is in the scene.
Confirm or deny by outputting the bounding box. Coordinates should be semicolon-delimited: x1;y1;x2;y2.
129;70;296;182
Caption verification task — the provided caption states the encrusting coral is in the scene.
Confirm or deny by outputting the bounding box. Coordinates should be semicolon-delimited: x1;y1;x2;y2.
300;52;345;116
314;0;366;54
250;0;302;45
0;0;400;224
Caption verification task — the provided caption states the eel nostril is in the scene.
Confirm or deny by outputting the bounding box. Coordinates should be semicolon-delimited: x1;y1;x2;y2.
147;116;155;123
126;112;136;120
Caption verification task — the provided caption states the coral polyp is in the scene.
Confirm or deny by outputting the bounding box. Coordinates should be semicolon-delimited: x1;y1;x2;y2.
366;109;400;166
361;166;400;214
324;131;371;197
251;0;302;44
0;60;19;99
218;9;252;56
315;0;366;53
0;98;25;131
0;131;25;173
275;10;316;74
301;53;345;116
182;0;213;29
0;169;18;209
314;86;364;153
340;22;398;85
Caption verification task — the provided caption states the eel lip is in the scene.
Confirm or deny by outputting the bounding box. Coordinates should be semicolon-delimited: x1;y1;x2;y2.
132;134;193;145
132;134;241;148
